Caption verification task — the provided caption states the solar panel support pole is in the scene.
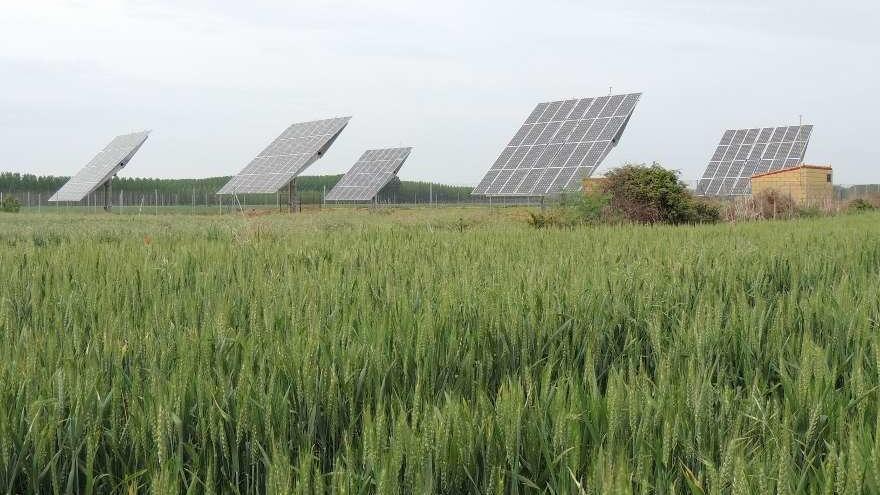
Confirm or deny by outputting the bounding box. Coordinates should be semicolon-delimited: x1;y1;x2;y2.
287;179;299;213
103;179;112;212
287;181;293;213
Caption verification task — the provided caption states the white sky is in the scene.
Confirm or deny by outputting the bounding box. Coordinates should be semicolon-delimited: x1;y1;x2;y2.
1;0;878;185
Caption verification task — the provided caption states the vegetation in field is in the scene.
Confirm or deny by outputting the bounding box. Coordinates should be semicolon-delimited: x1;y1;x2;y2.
0;195;21;213
848;198;876;212
527;165;720;228
0;172;473;205
601;165;721;224
1;209;880;493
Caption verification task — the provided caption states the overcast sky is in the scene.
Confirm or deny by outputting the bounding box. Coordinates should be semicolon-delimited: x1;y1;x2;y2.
1;0;878;185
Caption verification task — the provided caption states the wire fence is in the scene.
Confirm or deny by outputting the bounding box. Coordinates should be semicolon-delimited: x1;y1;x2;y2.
3;183;878;214
0;188;550;214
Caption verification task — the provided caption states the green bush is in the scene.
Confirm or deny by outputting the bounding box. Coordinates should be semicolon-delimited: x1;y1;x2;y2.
526;193;612;229
525;209;568;229
1;195;21;213
848;198;875;212
689;198;722;223
601;164;719;224
570;192;611;223
797;206;824;218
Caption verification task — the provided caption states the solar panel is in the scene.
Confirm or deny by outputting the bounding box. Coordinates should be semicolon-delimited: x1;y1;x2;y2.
474;93;641;197
696;124;813;196
325;147;412;202
48;131;150;202
217;117;350;195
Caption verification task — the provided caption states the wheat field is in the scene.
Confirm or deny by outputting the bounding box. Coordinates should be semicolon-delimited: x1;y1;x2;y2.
1;208;878;493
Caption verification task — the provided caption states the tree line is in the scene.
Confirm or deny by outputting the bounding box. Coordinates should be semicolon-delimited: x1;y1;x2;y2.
0;172;474;205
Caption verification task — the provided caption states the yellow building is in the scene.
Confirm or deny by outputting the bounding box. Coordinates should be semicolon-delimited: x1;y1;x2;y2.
750;165;833;205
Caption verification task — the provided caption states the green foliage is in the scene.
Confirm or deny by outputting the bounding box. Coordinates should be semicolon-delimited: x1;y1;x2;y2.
0;171;473;205
527;193;612;229
602;164;720;224
1;210;879;493
848;198;876;212
688;198;723;223
559;192;612;224
797;206;824;218
0;195;21;213
525;209;566;228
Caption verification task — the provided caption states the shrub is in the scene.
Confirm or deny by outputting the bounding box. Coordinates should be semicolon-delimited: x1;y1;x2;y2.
751;189;797;219
557;192;612;225
601;164;719;224
525;209;568;229
1;195;21;213
848;198;875;212
572;192;611;223
689;198;722;223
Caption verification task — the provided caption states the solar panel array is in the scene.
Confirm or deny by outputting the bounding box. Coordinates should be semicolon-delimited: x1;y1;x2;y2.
473;93;641;196
48;131;150;202
325;147;412;201
217;117;350;195
696;125;813;196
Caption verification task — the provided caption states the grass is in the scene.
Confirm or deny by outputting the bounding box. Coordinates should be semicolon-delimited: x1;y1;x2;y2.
1;208;879;493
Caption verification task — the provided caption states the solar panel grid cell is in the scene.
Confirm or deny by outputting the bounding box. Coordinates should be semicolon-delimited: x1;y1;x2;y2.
538;101;563;122
719;130;736;145
517;168;546;194
524;103;549;124
744;128;760;144
600;117;626;140
569;98;593;120
585;97;610;119
535;122;561;145
552;99;578;121
616;94;640;116
552;121;578;143
585;119;609;141
598;95;624;118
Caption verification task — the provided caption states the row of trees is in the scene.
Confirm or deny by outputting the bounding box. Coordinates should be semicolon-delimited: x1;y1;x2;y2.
0;172;474;205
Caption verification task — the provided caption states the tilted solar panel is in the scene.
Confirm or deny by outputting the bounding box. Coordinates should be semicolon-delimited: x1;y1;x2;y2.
474;93;641;197
325;147;412;202
217;117;350;195
48;131;150;202
696;125;813;196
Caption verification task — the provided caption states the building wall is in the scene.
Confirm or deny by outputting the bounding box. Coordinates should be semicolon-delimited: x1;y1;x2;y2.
801;167;833;205
750;167;832;205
